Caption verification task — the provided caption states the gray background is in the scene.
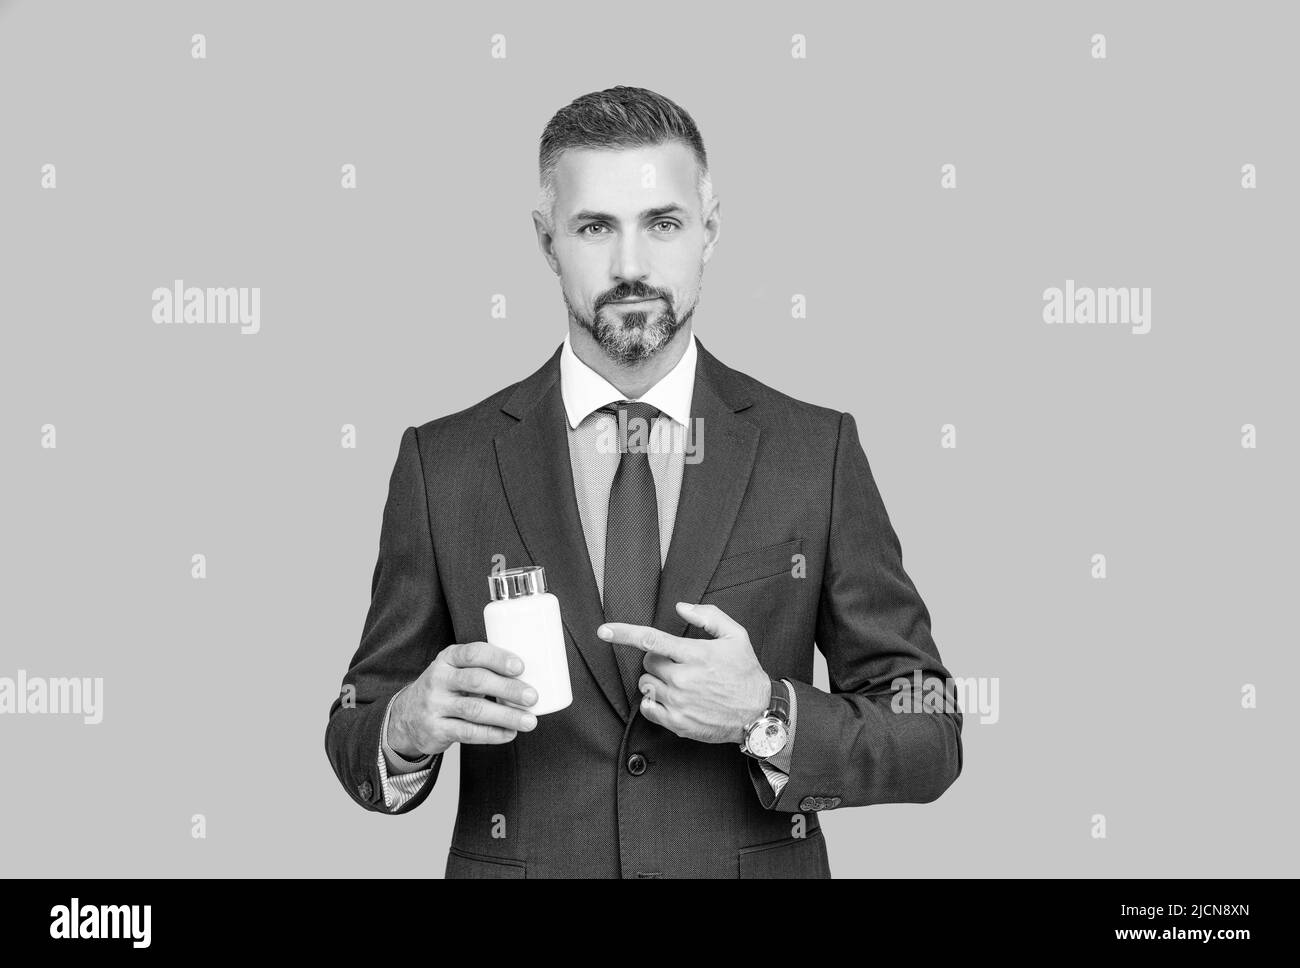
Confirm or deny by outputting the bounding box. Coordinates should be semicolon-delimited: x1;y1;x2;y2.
1;0;1296;876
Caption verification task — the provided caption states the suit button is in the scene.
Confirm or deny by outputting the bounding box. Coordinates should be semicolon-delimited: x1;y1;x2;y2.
358;779;374;800
627;753;647;775
827;796;842;808
799;796;816;810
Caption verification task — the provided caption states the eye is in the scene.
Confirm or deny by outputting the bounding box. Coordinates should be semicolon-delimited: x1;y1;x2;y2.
580;223;609;237
652;220;679;233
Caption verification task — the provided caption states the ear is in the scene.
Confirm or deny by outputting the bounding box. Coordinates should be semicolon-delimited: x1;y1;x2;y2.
532;209;561;275
700;195;721;265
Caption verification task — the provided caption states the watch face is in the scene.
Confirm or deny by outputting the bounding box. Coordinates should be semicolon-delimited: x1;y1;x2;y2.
748;719;788;758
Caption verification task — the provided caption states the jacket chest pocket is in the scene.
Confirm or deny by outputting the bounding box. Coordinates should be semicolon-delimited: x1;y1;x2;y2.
704;538;803;594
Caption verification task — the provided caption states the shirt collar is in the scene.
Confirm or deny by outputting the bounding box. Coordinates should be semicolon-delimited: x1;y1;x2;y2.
560;329;697;430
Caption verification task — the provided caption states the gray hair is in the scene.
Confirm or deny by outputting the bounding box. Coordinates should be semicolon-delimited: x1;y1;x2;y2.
536;85;714;230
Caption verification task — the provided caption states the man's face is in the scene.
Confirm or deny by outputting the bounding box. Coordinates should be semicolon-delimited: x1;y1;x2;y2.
535;140;719;366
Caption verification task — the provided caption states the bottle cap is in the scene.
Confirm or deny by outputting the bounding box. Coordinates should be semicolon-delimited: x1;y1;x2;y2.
488;565;547;600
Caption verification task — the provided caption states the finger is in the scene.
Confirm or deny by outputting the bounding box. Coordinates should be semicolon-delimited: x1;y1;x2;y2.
638;691;668;727
443;641;526;677
446;694;537;732
445;719;519;745
637;672;667;704
596;622;687;661
636;681;681;735
674;601;741;638
448;666;539;707
642;651;676;684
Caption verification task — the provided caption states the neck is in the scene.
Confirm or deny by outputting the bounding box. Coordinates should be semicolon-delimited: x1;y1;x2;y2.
568;323;692;400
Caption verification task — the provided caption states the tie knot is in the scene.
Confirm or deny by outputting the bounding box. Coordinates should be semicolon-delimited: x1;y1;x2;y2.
600;400;661;423
598;400;662;453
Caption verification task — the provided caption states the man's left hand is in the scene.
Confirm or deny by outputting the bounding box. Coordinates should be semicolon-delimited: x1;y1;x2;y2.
597;601;770;744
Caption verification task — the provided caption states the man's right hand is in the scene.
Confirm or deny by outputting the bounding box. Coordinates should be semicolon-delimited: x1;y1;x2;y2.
388;642;539;759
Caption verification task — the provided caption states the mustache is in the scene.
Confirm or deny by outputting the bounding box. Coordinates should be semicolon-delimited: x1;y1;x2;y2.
602;288;665;304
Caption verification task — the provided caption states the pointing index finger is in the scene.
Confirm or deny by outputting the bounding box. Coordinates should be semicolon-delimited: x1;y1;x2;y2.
597;622;686;661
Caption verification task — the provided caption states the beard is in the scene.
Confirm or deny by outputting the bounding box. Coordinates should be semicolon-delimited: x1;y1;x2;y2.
566;289;694;367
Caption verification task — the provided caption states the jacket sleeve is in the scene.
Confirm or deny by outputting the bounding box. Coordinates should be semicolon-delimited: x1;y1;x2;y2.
748;411;963;812
324;425;452;814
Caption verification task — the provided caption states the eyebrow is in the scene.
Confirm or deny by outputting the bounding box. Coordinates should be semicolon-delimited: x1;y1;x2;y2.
566;204;688;229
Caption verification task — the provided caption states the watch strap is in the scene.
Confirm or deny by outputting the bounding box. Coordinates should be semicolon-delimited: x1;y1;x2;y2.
767;678;790;725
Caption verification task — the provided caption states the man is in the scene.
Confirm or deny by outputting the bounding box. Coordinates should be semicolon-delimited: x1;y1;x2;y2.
324;86;962;878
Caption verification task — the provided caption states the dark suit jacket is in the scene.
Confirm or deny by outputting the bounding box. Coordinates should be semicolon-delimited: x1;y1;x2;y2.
324;337;963;878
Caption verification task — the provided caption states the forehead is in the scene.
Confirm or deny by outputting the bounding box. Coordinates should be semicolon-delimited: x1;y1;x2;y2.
552;141;699;213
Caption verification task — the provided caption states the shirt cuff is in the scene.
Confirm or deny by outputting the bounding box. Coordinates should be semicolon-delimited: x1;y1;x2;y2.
381;690;434;773
757;678;797;796
377;692;436;810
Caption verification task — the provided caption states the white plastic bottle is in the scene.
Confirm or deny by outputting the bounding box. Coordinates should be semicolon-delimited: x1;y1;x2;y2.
484;565;573;715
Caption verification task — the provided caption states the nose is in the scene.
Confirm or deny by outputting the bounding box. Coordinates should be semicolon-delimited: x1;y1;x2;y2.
611;231;650;289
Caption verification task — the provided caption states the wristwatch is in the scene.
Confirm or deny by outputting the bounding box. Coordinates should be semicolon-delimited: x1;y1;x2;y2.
740;678;790;759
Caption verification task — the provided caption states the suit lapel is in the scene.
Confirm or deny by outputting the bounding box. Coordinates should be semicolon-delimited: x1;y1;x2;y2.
649;340;758;646
494;348;631;721
493;336;758;724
